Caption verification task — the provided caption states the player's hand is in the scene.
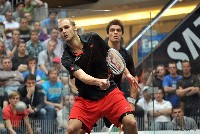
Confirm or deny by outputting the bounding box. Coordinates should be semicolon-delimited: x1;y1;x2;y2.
126;74;140;91
99;79;110;90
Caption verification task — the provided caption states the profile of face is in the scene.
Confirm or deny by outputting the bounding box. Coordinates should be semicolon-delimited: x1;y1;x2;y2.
156;66;166;76
0;42;5;54
12;30;20;41
58;19;77;42
172;108;184;120
2;58;12;71
108;25;123;43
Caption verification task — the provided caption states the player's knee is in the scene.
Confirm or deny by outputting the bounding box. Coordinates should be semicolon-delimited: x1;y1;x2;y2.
123;119;137;128
67;126;76;134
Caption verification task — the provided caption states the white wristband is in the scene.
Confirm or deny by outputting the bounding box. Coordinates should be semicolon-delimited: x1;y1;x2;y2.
127;97;136;105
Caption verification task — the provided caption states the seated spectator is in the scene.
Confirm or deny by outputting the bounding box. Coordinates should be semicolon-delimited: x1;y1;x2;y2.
0;40;6;70
38;39;57;75
43;28;64;58
0;56;24;94
0;22;6;42
26;30;43;59
137;86;152;130
13;2;25;22
18;17;31;42
5;29;20;57
147;89;172;130
0;0;11;15
18;74;46;120
23;0;43;20
41;11;58;35
34;21;49;42
57;94;75;131
3;10;20;38
2;90;33;134
42;67;64;120
22;57;47;84
167;106;198;130
11;41;29;72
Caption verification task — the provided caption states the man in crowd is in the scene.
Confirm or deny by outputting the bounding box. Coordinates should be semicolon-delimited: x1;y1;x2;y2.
167;106;198;130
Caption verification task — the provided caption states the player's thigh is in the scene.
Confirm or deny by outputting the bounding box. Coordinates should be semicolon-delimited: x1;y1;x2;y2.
122;114;137;126
67;119;82;130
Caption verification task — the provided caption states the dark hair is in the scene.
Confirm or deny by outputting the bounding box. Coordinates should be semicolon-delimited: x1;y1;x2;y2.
172;105;183;111
168;61;177;68
26;57;36;65
106;19;124;34
16;2;25;7
181;60;190;65
49;11;57;16
24;74;36;83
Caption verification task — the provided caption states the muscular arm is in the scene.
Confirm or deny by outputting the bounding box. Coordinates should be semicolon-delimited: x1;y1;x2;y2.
176;86;192;97
164;86;176;93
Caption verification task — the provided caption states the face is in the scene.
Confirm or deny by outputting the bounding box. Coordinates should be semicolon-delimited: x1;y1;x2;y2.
156;66;166;76
34;22;41;31
154;90;163;102
48;70;58;83
50;29;59;39
17;4;24;11
107;25;123;43
28;60;36;68
49;13;57;20
58;19;76;42
168;63;177;75
24;13;32;21
30;32;39;42
9;95;20;106
182;62;191;75
12;30;20;40
6;12;13;22
47;41;56;53
143;90;151;100
25;79;36;89
173;108;184;120
18;43;26;54
2;58;12;71
64;95;75;107
20;18;28;28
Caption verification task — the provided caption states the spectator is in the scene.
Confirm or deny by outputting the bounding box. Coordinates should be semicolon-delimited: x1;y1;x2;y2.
33;21;49;42
0;40;6;69
18;17;31;42
163;62;182;107
38;39;57;75
167;106;198;130
176;60;200;117
24;12;34;30
0;0;11;15
11;41;29;72
42;67;64;120
42;67;64;133
13;2;25;22
22;57;47;85
0;22;6;42
26;30;43;59
3;10;20;38
43;28;64;57
2;90;33;134
41;11;58;35
57;94;75;131
146;64;166;89
5;29;20;58
137;86;152;130
147;89;172;130
18;74;46;120
23;0;43;20
0;56;24;95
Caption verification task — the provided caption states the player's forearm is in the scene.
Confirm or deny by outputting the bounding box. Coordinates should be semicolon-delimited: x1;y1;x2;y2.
73;69;102;87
